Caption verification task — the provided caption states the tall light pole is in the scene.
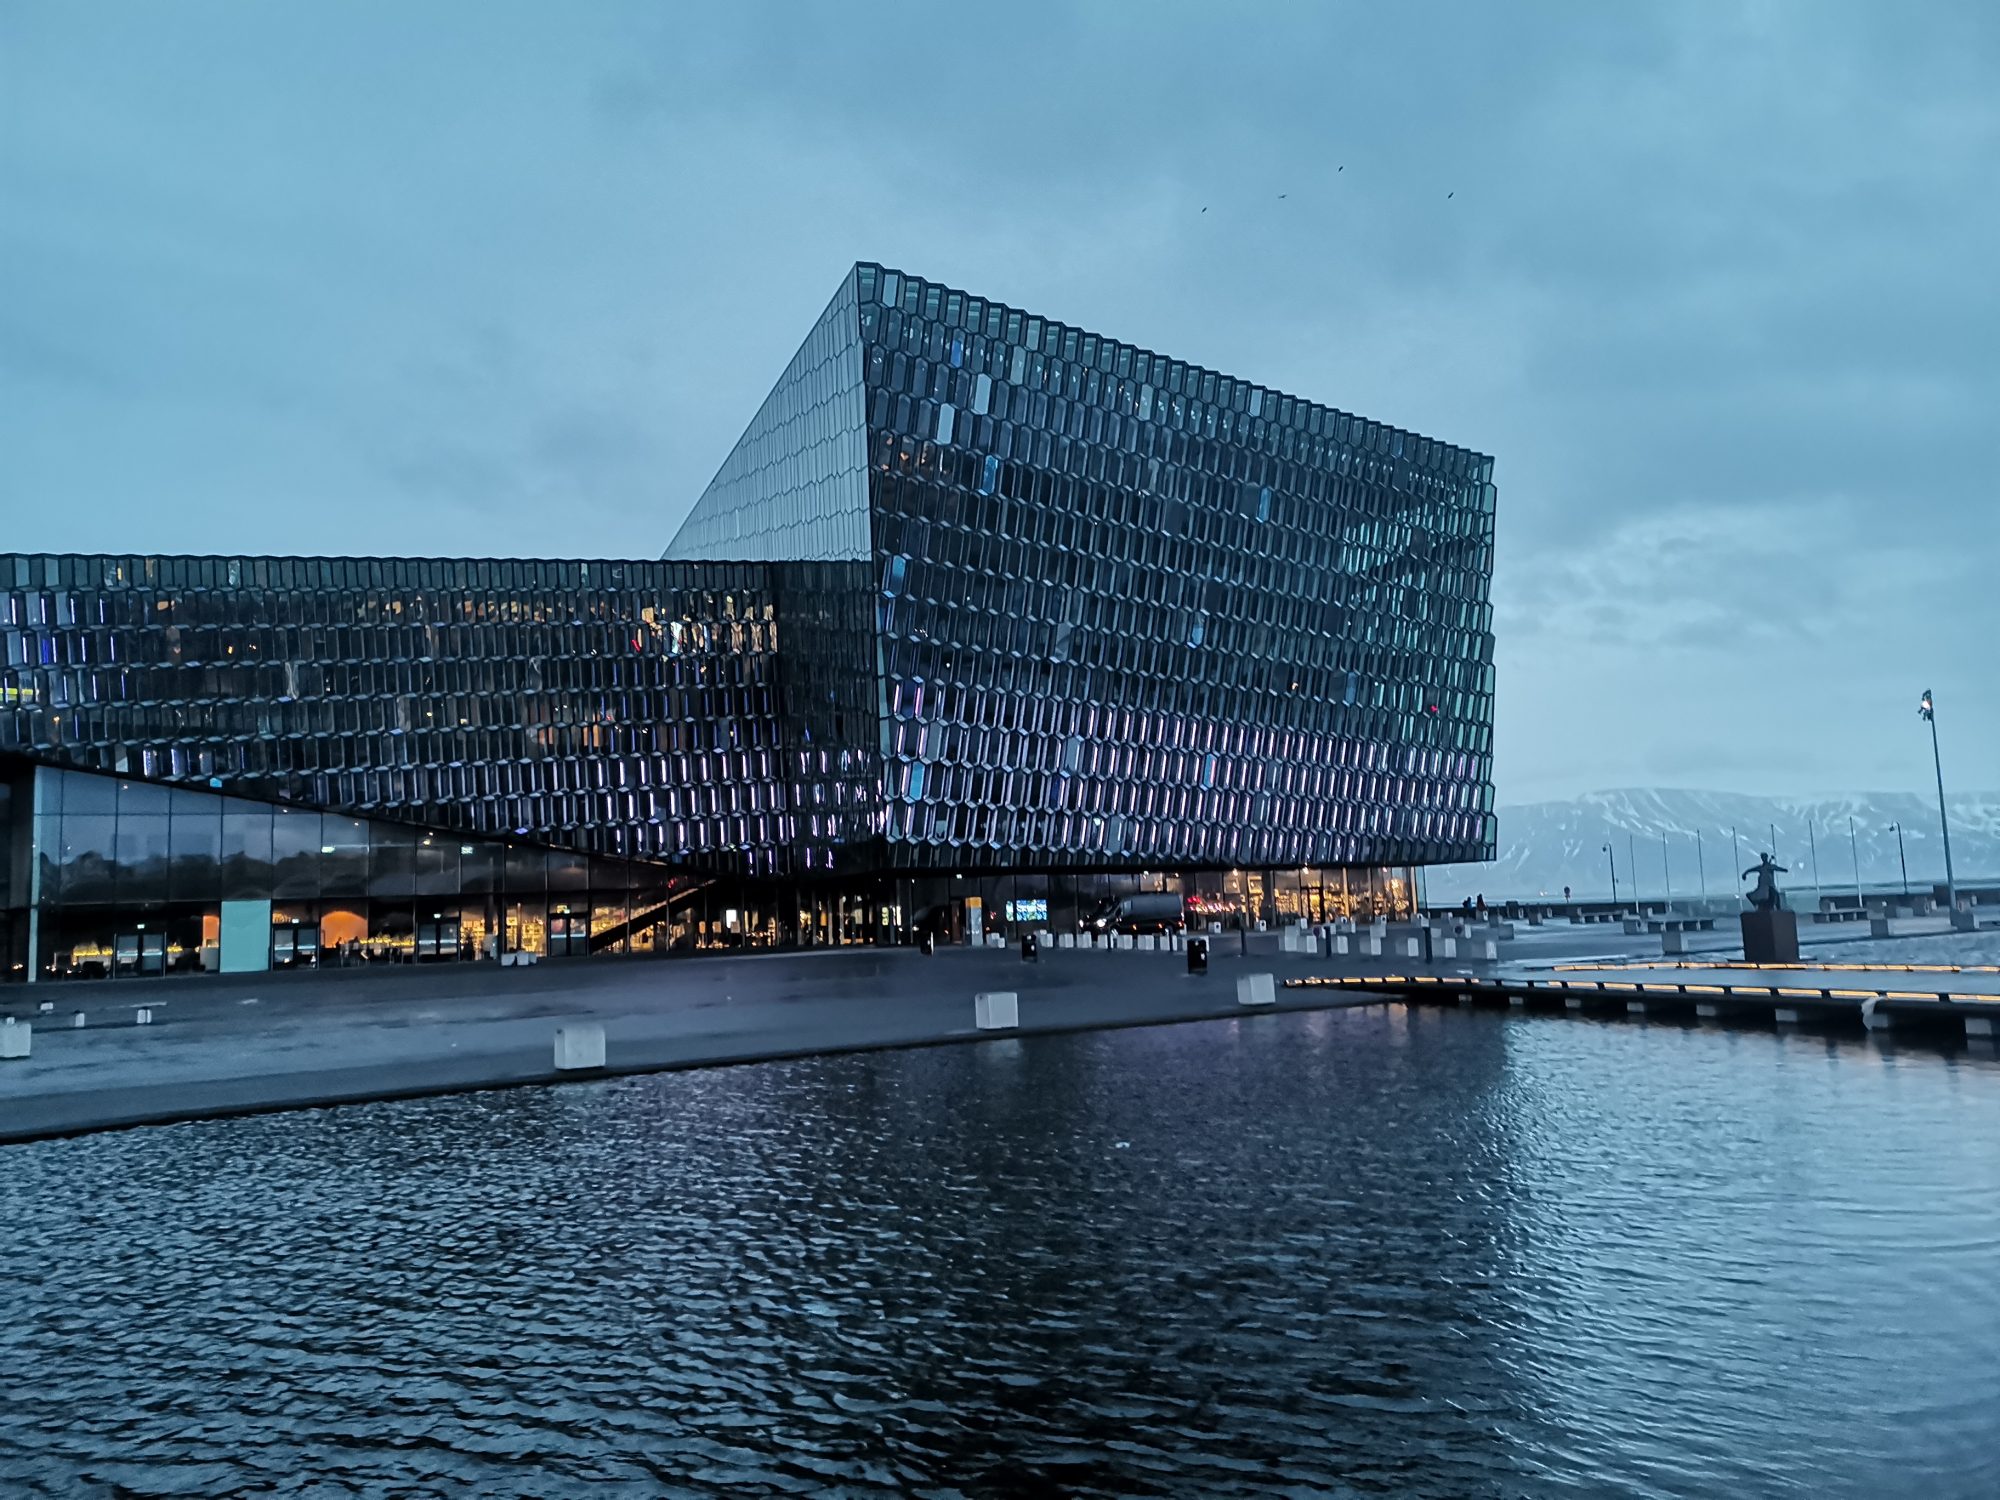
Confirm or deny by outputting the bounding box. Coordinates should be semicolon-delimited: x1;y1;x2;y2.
1891;821;1909;896
1730;826;1741;905
1807;821;1820;912
1919;689;1958;912
1661;830;1673;905
1603;842;1619;905
1696;831;1707;902
1628;832;1639;910
1848;815;1863;913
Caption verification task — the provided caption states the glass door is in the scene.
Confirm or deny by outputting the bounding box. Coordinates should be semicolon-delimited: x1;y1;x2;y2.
415;917;460;961
272;924;320;968
548;908;590;958
114;932;166;977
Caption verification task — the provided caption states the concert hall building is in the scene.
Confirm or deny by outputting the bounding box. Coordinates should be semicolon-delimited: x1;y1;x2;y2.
0;263;1495;981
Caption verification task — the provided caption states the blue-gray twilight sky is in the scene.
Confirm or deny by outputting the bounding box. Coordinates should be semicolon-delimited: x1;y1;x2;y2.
2;1;1995;805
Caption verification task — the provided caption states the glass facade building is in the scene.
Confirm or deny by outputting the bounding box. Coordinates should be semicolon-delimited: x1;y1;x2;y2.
671;263;1497;874
2;262;1493;981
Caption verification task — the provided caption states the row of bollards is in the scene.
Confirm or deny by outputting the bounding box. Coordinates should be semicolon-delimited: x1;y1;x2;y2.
1;1004;162;1061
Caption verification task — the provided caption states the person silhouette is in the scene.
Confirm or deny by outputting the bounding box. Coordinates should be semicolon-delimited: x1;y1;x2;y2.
1742;853;1788;911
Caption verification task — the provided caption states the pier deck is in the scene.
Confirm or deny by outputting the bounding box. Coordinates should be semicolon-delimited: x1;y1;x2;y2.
1290;959;2000;1038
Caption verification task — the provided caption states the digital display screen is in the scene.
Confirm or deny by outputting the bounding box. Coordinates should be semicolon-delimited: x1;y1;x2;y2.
1006;899;1049;922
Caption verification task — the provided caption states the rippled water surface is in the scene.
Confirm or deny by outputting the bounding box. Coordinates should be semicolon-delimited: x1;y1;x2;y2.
5;1008;1999;1498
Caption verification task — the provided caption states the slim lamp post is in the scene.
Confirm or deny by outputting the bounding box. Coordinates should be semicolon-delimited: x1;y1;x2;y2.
1628;833;1639;910
1919;689;1958;913
1730;826;1741;905
1603;842;1618;905
1848;815;1863;914
1892;821;1909;896
1807;822;1820;912
1697;831;1707;902
1661;830;1672;906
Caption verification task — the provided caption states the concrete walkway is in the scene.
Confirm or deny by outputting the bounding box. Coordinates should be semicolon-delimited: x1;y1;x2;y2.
0;945;1409;1144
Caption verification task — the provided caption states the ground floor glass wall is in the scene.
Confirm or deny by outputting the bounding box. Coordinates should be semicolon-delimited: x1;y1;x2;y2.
6;752;1422;981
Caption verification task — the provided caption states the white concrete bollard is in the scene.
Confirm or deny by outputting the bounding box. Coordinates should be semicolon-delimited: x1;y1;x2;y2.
38;1000;53;1013
1;1019;30;1059
1774;1007;1802;1026
1401;937;1421;958
1236;972;1276;1006
1359;935;1382;957
1058;933;1075;949
554;1023;606;1070
1332;935;1350;955
1627;1000;1650;1016
1473;939;1498;961
1437;938;1457;959
135;1008;154;1025
974;991;1019;1029
1695;1003;1721;1019
1966;1017;1995;1039
1565;996;1584;1010
72;1012;86;1028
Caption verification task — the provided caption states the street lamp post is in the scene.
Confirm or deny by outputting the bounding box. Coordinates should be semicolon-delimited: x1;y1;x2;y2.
1807;821;1820;912
1661;830;1672;906
1919;689;1958;913
1628;833;1639;911
1603;842;1619;906
1697;831;1707;902
1891;821;1910;896
1848;815;1863;914
1730;826;1741;905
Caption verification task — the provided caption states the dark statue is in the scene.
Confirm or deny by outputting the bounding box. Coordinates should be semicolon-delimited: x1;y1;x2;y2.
1741;853;1787;911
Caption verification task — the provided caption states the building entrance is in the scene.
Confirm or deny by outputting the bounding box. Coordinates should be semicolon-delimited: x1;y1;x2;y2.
548;907;590;958
415;917;460;962
271;924;319;969
112;930;167;978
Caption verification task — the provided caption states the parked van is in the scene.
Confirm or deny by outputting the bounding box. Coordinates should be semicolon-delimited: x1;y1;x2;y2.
1085;892;1187;935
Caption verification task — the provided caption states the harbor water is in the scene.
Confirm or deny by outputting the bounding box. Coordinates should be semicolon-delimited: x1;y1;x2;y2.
3;1006;1997;1497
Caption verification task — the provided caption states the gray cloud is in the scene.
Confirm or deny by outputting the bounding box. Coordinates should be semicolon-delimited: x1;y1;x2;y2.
1;0;1993;801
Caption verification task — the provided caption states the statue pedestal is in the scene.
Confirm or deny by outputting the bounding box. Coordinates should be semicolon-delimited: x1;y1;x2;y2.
1740;908;1799;965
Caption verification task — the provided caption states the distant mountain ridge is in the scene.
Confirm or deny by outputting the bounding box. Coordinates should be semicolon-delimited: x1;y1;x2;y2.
1427;788;2000;902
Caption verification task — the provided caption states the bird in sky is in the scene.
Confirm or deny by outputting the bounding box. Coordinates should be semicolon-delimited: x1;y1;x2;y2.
1278;193;1287;199
1447;191;1454;199
1201;206;1207;212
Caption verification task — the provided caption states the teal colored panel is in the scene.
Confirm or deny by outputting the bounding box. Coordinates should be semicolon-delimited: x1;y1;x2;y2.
219;898;273;973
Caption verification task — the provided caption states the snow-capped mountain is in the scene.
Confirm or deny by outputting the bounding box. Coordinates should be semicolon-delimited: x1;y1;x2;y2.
1427;788;2000;902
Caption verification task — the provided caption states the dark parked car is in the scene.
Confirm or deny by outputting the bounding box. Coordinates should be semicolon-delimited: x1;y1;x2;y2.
1084;893;1187;936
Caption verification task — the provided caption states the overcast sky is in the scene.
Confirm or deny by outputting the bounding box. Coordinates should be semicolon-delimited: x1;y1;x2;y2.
3;2;1994;804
